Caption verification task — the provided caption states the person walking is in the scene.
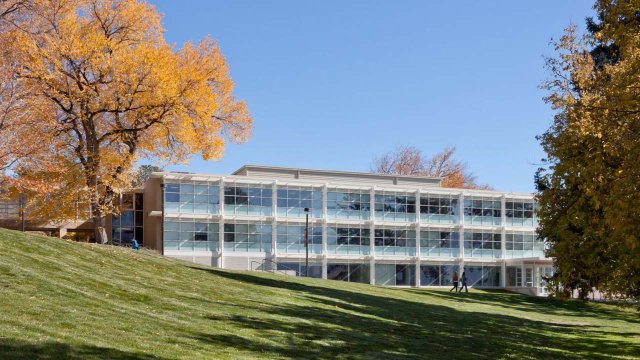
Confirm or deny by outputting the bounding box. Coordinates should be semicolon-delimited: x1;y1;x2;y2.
450;271;459;292
459;271;468;293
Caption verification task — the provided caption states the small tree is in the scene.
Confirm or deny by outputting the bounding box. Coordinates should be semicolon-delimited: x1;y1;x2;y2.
372;145;491;189
0;0;252;242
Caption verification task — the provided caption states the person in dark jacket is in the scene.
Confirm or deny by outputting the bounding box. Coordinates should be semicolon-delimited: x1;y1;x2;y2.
459;271;468;293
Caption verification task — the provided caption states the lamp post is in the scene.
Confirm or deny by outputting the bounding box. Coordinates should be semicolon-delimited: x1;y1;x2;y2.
304;207;309;277
19;194;25;232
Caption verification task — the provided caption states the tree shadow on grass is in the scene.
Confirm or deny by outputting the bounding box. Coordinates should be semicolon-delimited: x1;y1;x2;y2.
190;268;640;359
407;289;640;325
0;339;166;360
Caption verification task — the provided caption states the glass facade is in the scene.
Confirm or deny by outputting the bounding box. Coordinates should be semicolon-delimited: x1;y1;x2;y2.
327;225;370;255
420;230;459;257
277;262;322;278
276;223;322;254
277;185;322;218
464;231;501;259
224;184;272;216
0;199;19;219
223;221;272;252
112;193;144;245
374;191;416;222
419;264;458;286
506;200;537;227
375;264;416;286
327;190;370;220
164;220;219;251
165;182;219;214
419;194;459;224
374;226;416;256
327;262;370;284
505;232;545;258
464;265;501;287
160;176;544;288
464;197;501;225
506;267;522;287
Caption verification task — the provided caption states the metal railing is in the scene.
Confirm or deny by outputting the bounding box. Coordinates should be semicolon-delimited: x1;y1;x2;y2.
250;258;300;277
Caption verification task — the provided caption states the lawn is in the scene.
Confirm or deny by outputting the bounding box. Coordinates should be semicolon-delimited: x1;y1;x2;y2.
0;228;638;359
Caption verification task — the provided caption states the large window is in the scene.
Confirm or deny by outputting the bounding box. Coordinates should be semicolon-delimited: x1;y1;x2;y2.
276;186;322;218
420;230;459;257
327;190;371;220
277;262;322;278
374;264;415;286
419;264;458;286
276;223;322;254
164;182;219;214
327;225;370;255
163;220;219;252
505;200;537;227
464;197;501;226
374;227;416;256
506;267;523;287
463;231;501;258
0;199;19;219
374;191;416;222
419;194;459;224
224;184;272;216
505;232;545;259
112;193;144;245
223;221;272;252
464;265;501;287
327;262;370;284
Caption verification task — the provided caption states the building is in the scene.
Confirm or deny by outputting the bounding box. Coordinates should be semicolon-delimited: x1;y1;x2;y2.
140;165;552;296
0;165;552;295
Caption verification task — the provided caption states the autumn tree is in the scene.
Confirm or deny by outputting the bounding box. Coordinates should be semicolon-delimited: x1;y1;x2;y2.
131;164;163;188
372;145;491;189
537;0;640;303
0;0;44;172
0;0;252;242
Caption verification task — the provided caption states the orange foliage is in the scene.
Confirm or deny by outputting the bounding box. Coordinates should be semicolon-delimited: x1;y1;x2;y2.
0;0;252;238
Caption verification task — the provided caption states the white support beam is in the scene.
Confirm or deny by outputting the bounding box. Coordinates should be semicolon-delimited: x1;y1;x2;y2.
218;177;225;267
271;180;278;258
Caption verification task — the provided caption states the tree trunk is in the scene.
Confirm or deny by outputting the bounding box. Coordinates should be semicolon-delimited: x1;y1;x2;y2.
91;186;107;244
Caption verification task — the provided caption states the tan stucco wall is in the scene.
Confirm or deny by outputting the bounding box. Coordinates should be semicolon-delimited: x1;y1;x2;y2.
143;177;163;252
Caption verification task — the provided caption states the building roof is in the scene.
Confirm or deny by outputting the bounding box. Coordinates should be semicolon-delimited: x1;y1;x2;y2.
231;164;443;187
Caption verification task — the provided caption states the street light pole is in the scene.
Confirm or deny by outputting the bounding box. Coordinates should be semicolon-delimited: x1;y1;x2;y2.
304;207;309;277
19;194;25;232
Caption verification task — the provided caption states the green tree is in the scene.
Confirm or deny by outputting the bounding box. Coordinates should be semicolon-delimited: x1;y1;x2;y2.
537;0;640;303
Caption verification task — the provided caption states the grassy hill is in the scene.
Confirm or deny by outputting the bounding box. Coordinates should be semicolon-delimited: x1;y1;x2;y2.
0;229;638;359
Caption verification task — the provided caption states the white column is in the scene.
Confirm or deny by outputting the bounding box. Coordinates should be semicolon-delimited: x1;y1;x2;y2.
218;177;225;268
370;256;375;285
415;189;421;288
322;257;328;280
415;189;421;258
500;195;507;288
271;181;278;259
370;187;376;285
369;187;376;257
458;193;465;271
415;258;421;288
521;262;526;287
322;184;328;279
322;185;328;256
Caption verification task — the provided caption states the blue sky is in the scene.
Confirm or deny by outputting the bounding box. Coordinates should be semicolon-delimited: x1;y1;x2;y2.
149;0;595;192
